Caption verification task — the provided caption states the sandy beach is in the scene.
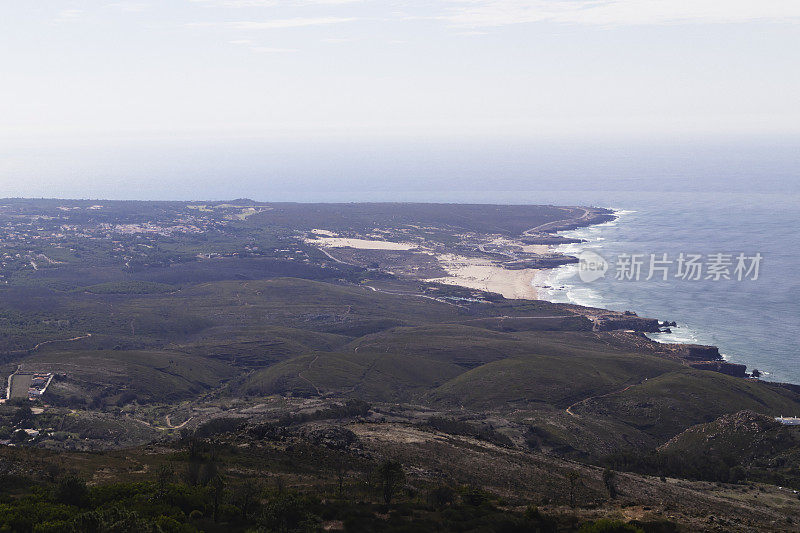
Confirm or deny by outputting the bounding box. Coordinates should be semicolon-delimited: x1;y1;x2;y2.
426;253;540;300
306;230;554;301
305;235;418;250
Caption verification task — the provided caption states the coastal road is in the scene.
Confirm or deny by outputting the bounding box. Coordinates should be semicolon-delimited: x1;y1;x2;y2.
522;207;592;236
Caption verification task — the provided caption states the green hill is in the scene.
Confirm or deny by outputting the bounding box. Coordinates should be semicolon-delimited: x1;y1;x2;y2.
240;351;464;402
425;336;678;409
577;369;800;440
4;275;799;462
28;349;235;406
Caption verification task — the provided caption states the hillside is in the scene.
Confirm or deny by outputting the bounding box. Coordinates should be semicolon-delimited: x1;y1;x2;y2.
658;411;800;489
3;276;799;457
1;200;799;530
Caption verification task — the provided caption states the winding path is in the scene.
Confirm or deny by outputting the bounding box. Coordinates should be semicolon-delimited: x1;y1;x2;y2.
314;246;350;265
29;333;93;352
165;414;194;430
363;285;469;309
297;354;322;396
565;377;649;417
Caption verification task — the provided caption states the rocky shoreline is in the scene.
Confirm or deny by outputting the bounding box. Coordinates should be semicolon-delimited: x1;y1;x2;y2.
527;208;778;384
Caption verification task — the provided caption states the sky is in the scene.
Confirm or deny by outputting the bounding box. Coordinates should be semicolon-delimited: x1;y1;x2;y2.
1;1;799;199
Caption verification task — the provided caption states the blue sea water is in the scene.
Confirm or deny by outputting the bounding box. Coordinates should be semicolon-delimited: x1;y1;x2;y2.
533;191;800;385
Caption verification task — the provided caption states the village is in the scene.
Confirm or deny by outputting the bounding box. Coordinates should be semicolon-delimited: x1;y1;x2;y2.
0;201;254;281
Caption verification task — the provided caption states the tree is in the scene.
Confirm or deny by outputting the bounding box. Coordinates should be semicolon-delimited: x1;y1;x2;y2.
233;481;262;521
9;429;28;444
200;445;221;486
11;405;33;426
261;493;320;532
181;428;202;461
54;475;90;508
603;469;618;499
334;456;347;498
210;474;225;522
376;460;405;506
428;486;455;509
567;471;580;508
156;464;173;499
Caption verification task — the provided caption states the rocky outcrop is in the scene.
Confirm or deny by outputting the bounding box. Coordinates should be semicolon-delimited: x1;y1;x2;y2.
502;256;579;269
689;361;748;378
593;314;661;333
519;236;585;245
658;410;781;453
538;209;617;233
673;344;722;361
305;426;360;450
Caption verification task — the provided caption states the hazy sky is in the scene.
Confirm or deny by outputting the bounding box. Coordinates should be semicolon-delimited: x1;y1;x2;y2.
1;1;799;199
3;0;800;142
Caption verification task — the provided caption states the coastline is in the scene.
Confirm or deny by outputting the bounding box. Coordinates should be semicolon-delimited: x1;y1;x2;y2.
531;210;629;308
530;207;795;385
421;206;616;301
302;202;789;385
292;200;796;385
531;208;708;345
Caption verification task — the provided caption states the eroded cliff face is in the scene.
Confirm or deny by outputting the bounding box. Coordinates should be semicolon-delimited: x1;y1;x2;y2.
672;344;723;361
576;312;753;380
689;360;748;377
593;314;662;333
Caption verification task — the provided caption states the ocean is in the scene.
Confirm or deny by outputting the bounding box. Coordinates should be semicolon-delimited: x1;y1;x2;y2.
533;191;800;385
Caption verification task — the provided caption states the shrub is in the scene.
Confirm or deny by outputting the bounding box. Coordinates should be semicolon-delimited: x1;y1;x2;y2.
579;518;644;533
427;486;455;509
54;476;90;508
194;417;245;438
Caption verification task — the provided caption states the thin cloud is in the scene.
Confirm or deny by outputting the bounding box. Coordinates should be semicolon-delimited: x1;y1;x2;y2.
107;2;150;12
321;37;358;43
233;17;356;28
189;17;357;29
189;0;362;6
197;0;278;5
443;0;800;27
55;9;84;21
250;46;298;52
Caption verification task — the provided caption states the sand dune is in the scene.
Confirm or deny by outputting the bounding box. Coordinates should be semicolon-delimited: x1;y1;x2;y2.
426;253;539;300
